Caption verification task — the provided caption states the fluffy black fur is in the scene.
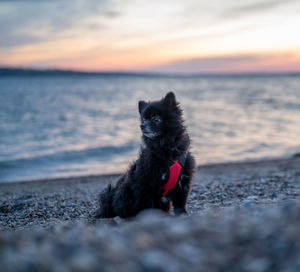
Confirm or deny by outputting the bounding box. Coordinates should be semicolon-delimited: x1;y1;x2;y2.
95;92;196;218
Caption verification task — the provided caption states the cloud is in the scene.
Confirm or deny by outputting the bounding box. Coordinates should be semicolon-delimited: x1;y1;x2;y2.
0;0;119;48
221;0;298;18
150;55;257;73
148;53;300;74
0;33;42;48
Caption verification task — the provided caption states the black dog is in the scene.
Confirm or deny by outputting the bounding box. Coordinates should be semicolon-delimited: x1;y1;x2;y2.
95;92;195;218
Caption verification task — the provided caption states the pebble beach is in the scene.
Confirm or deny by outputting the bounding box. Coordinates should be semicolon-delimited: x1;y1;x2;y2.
1;156;300;271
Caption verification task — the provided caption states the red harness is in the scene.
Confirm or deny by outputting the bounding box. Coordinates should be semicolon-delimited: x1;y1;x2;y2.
162;160;182;196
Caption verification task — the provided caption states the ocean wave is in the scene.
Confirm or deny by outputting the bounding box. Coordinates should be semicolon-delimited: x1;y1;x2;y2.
0;142;138;168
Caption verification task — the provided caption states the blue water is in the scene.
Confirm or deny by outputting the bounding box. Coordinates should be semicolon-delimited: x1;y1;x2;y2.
1;74;300;182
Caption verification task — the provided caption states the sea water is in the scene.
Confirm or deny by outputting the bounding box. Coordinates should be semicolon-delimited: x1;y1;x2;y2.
1;74;299;182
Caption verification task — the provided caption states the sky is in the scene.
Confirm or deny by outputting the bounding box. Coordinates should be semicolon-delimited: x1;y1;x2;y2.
0;0;300;74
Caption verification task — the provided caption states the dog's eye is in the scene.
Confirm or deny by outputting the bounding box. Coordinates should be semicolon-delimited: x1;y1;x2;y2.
151;115;162;124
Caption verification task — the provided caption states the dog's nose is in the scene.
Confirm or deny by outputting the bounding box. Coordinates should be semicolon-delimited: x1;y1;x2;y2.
140;123;145;130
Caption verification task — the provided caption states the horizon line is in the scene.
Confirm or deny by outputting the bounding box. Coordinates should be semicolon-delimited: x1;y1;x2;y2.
1;66;300;77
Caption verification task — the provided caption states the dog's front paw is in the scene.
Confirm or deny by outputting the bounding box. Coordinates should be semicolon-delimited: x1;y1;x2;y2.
174;207;188;216
161;196;170;204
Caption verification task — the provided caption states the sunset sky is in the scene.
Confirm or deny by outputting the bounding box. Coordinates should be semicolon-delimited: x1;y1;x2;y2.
1;0;300;73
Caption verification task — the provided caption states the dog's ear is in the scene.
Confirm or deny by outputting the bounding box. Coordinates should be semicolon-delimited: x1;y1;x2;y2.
138;100;147;114
163;92;176;109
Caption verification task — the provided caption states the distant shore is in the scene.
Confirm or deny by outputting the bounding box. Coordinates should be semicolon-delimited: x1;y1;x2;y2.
1;66;300;77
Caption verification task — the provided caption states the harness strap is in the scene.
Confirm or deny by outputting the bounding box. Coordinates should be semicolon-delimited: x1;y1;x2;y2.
162;154;187;196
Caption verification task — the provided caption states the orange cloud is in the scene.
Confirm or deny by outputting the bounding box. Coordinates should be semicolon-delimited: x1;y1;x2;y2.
147;52;300;74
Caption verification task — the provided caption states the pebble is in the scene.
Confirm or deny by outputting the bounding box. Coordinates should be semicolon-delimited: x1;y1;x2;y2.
0;157;299;271
247;195;258;200
1;203;300;271
0;204;11;213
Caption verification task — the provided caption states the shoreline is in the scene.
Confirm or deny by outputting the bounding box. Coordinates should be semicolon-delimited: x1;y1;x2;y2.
1;155;298;185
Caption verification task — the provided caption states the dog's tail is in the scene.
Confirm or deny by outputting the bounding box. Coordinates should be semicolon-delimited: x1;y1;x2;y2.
95;184;116;218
